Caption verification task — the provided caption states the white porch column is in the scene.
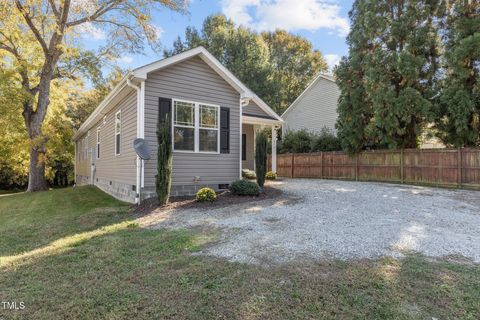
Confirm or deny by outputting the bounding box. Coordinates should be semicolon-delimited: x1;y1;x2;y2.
271;126;277;172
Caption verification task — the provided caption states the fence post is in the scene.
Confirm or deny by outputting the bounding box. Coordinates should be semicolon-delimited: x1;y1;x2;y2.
355;153;359;181
400;149;404;184
321;152;324;178
457;148;462;188
291;153;295;178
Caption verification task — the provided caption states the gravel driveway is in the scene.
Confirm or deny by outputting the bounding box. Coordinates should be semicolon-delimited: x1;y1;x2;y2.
143;179;480;264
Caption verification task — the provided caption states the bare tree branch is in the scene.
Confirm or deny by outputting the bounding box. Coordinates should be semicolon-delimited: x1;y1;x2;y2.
66;0;120;27
48;0;61;20
0;43;17;56
14;0;49;56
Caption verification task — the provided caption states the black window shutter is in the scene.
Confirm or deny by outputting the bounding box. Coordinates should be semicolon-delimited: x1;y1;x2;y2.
220;107;230;154
242;134;246;160
159;97;172;128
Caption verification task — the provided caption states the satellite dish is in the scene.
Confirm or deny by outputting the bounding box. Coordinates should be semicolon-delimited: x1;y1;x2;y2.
133;138;151;160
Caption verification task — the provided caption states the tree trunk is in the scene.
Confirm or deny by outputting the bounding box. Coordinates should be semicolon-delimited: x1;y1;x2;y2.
23;81;52;192
27;142;48;192
405;120;418;149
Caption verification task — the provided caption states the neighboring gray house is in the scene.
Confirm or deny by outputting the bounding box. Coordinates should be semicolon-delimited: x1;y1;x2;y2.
281;74;339;134
73;47;283;203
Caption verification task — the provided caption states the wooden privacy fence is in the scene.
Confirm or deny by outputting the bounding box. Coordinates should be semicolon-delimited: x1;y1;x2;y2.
268;148;480;189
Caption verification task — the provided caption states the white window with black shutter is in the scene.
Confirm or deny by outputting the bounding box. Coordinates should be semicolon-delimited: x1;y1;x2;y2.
170;99;226;154
115;110;121;155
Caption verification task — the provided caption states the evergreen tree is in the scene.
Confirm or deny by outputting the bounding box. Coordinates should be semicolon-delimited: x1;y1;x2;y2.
437;0;480;147
335;0;372;153
255;131;268;188
336;0;443;150
156;116;173;205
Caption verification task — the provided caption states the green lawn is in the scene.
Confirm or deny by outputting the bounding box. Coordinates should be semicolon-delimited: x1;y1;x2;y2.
1;187;479;319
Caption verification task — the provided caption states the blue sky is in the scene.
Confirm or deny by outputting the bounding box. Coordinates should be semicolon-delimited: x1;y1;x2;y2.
81;0;354;72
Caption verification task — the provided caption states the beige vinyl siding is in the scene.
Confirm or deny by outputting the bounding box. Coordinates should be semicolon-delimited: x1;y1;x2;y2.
242;124;254;170
243;100;271;118
144;56;241;188
92;91;137;185
283;77;340;134
74;90;137;186
75;133;91;179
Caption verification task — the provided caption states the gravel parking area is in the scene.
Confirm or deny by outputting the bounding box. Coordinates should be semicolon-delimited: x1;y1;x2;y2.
144;179;480;264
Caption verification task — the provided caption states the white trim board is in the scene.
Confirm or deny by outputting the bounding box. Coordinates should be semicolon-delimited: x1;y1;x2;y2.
242;116;282;126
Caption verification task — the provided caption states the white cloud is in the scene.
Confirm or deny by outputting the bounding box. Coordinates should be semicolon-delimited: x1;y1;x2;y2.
221;0;349;36
145;24;164;41
76;22;106;40
117;56;133;64
325;53;341;69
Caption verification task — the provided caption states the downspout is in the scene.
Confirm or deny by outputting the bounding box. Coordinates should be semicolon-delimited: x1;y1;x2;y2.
139;80;145;188
126;78;142;204
240;97;251;178
74;142;77;186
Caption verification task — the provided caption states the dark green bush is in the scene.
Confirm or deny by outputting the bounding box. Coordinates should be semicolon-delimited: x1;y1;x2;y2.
255;131;268;187
279;129;313;153
196;187;216;202
229;179;260;196
278;128;342;154
311;128;342;152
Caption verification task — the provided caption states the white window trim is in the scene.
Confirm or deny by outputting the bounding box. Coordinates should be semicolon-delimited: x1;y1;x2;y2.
172;98;220;154
96;127;101;159
115;110;121;156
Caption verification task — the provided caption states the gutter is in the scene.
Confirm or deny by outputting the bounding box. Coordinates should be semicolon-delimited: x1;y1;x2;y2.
72;73;131;141
126;77;145;204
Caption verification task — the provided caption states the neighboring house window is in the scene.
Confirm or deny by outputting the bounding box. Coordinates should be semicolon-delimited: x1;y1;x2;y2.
173;100;220;153
242;134;246;161
115;110;121;155
96;127;101;159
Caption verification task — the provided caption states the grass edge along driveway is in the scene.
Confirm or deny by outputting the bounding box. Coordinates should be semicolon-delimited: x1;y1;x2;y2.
0;186;479;319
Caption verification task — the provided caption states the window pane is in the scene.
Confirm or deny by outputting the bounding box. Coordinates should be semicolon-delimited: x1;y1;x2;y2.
174;101;194;126
174;127;194;151
200;105;218;128
116;134;120;154
115;112;121;134
199;129;218;152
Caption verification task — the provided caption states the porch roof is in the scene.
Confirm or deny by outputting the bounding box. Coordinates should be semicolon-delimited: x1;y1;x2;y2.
242;114;283;126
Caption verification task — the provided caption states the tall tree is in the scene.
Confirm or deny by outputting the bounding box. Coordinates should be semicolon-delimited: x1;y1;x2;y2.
0;0;187;192
335;0;373;153
0;53;82;188
165;14;327;114
262;30;327;112
436;0;480;147
336;0;443;150
66;68;126;130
